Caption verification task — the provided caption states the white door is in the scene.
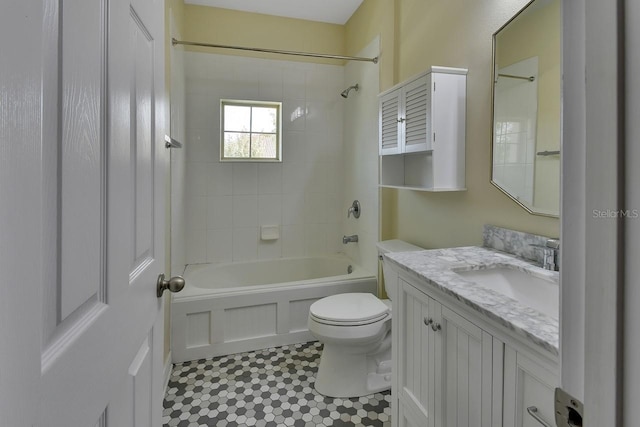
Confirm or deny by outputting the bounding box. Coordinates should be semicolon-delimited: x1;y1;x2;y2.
0;0;167;425
562;1;628;426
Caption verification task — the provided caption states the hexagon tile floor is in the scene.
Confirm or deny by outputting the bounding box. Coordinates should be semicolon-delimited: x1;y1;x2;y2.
163;341;391;427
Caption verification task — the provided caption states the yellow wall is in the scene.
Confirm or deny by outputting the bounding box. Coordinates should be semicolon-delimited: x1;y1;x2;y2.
345;0;395;91
183;5;345;64
345;0;560;249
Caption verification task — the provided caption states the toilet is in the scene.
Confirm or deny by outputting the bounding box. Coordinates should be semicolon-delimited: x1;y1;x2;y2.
308;240;423;397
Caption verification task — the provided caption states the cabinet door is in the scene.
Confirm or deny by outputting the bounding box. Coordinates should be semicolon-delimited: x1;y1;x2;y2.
380;88;403;155
434;304;493;427
403;75;432;153
397;279;433;426
503;348;558;427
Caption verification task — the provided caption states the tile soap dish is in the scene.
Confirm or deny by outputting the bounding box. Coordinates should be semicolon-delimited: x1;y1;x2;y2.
260;225;280;241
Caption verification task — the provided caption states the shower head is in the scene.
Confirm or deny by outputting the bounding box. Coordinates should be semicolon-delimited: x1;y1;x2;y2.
340;84;359;98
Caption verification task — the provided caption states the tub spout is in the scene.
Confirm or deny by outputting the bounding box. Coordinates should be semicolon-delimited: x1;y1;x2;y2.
343;235;359;244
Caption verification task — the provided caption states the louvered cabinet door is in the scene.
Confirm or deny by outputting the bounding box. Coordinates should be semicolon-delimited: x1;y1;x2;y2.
403;75;432;153
379;88;403;155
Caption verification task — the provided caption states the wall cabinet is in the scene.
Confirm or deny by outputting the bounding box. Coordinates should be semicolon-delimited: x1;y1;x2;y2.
389;270;559;427
379;66;467;191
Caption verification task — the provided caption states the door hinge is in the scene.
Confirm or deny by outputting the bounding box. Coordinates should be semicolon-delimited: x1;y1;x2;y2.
433;132;436;142
433;82;436;91
555;388;583;427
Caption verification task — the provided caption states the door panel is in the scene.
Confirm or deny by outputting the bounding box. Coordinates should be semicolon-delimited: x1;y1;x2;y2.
129;336;153;427
131;8;156;269
40;0;109;346
35;0;166;423
59;0;107;320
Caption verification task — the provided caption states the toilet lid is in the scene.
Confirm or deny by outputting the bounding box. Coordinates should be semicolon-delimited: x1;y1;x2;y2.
309;293;390;324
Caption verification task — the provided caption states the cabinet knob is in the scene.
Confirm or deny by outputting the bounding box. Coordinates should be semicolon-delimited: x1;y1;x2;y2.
397;118;405;123
431;322;441;332
423;317;433;326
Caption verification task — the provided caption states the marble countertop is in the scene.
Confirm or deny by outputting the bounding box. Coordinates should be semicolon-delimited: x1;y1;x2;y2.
385;246;559;355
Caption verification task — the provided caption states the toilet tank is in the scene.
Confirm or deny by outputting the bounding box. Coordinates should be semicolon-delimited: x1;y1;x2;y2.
376;240;423;300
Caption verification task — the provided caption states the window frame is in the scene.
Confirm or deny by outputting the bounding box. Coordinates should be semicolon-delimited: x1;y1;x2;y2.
220;99;283;162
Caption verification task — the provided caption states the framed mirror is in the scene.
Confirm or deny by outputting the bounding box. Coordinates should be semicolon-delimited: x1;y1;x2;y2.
491;0;561;217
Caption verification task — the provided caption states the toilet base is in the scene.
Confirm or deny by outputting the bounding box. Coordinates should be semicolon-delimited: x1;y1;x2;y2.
314;343;391;398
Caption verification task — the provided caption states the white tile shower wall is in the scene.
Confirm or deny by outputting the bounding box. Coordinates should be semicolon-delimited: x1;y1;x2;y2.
342;37;380;276
184;52;345;264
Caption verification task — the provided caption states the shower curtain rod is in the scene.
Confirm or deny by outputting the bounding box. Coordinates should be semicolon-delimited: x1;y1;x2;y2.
171;38;379;64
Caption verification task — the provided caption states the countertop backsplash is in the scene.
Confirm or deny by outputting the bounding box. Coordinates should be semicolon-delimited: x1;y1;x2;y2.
482;224;556;266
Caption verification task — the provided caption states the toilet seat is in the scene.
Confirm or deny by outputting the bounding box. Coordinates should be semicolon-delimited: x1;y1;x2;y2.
309;293;390;326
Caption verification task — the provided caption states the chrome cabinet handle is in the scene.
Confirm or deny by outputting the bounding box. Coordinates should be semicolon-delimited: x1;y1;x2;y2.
431;322;441;332
164;135;183;149
423;317;433;326
526;406;553;427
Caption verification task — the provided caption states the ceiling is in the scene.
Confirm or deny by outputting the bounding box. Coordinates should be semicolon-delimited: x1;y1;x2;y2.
185;0;365;25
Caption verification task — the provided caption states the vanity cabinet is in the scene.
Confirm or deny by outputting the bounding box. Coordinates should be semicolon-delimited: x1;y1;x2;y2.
397;279;497;427
388;266;559;427
379;66;467;191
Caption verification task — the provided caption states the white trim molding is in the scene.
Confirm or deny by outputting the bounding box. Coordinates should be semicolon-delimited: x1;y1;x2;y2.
163;351;173;396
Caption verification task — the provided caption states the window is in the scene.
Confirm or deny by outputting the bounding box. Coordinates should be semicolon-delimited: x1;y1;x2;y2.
220;100;282;162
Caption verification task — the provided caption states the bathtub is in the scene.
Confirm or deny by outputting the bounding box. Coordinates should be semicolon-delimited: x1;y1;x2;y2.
171;254;377;363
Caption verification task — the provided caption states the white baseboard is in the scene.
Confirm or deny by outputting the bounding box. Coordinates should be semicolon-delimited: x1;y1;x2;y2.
163;351;173;396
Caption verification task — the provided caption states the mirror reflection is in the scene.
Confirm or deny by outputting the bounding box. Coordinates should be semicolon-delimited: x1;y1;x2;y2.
492;0;561;217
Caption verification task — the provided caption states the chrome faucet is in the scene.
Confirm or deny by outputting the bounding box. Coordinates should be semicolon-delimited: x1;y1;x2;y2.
530;239;560;271
343;234;359;244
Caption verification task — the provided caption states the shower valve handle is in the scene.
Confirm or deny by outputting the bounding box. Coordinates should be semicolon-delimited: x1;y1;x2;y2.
347;200;361;219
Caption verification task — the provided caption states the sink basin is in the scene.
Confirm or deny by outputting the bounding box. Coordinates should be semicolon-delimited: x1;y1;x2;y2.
454;266;558;319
